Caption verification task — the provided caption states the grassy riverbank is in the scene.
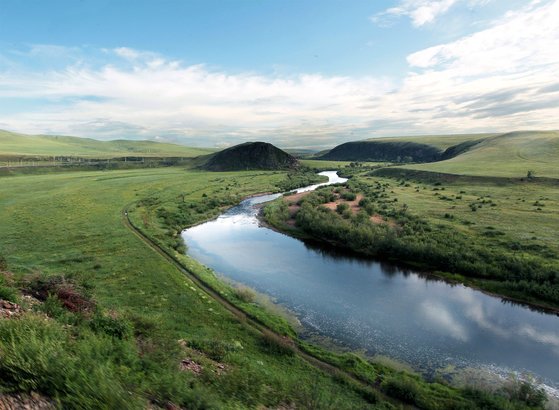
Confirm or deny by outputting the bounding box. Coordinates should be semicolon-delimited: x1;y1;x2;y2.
0;168;373;409
0;166;549;408
264;164;559;311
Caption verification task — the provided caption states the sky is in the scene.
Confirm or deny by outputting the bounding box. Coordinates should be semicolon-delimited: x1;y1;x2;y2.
0;0;558;148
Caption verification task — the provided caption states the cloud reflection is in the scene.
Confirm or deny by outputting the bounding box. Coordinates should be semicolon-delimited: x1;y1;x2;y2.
421;301;469;341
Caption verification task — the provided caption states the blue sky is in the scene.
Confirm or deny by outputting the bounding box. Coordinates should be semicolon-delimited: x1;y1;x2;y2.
0;0;557;148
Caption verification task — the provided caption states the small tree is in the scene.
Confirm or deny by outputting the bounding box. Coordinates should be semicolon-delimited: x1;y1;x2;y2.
336;203;349;215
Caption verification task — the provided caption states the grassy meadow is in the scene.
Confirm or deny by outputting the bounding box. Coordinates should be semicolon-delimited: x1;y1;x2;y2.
403;131;559;178
0;167;386;409
0;129;215;162
266;157;559;309
364;133;497;150
1;128;555;408
0;165;544;408
301;159;388;170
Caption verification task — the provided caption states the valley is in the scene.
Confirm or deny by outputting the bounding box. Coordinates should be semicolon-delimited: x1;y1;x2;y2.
0;129;557;409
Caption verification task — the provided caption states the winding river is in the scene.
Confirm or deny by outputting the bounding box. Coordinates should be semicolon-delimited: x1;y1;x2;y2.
182;171;559;394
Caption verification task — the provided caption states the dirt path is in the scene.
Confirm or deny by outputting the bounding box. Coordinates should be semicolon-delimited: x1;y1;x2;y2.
121;205;405;407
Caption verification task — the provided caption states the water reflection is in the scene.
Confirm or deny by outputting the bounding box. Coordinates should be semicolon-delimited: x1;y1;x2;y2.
182;171;559;392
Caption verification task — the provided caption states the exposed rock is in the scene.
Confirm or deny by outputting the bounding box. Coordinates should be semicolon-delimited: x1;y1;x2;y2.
0;393;56;409
179;358;203;375
20;294;41;309
0;299;22;319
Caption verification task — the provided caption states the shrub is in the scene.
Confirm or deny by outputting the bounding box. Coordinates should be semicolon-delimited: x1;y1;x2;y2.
0;285;18;302
0;272;17;302
234;286;256;303
40;294;67;319
259;330;295;356
503;376;547;407
89;313;133;339
189;339;237;361
341;192;356;201
336;203;349;215
381;375;419;404
25;274;94;313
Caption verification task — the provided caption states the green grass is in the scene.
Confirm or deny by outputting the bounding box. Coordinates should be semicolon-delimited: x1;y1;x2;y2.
0;166;544;408
365;133;496;150
0;129;215;161
403;131;559;178
0;167;389;409
300;159;388;170
265;165;559;308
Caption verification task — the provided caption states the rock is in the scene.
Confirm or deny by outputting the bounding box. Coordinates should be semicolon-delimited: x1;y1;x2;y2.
0;299;22;319
179;358;203;375
0;393;56;409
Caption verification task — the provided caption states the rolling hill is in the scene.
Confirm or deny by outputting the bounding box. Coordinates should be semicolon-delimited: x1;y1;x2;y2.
0;129;216;160
318;133;495;163
201;141;299;171
404;131;559;178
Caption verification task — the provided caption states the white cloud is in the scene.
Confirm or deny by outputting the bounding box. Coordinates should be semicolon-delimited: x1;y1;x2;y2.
0;1;558;147
368;0;559;135
0;50;393;147
372;0;488;27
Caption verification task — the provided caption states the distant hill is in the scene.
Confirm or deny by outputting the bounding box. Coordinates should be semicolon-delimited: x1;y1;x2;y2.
318;133;495;163
0;129;216;159
320;140;442;163
403;131;559;178
201;142;298;171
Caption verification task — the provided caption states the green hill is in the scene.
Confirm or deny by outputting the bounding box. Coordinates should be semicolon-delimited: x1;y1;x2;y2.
0;129;216;160
365;133;497;150
404;131;559;178
201;141;299;171
318;133;495;163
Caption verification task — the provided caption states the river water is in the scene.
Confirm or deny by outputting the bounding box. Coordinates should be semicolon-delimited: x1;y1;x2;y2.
182;171;559;393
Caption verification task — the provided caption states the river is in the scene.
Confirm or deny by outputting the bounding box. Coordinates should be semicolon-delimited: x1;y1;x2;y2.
182;171;559;395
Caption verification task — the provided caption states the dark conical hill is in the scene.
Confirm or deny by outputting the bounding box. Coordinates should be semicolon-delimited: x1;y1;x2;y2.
202;142;299;171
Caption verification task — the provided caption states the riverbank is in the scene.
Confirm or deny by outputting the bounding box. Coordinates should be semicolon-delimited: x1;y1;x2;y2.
261;193;559;315
1;168;396;409
262;174;559;312
178;171;557;407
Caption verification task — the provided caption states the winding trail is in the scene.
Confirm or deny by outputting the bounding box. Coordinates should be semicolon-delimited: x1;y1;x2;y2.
120;204;405;408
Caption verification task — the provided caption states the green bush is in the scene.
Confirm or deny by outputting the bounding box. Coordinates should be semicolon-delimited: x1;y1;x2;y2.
89;313;133;339
0;285;18;302
259;330;295;356
341;192;356;201
0;269;18;302
381;375;419;404
40;294;67;319
336;203;349;215
233;286;256;303
504;376;547;408
189;339;237;361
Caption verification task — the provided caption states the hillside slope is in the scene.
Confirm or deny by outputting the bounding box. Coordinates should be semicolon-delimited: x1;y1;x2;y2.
0;129;215;159
202;142;299;171
319;133;494;163
365;133;497;150
404;131;559;178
